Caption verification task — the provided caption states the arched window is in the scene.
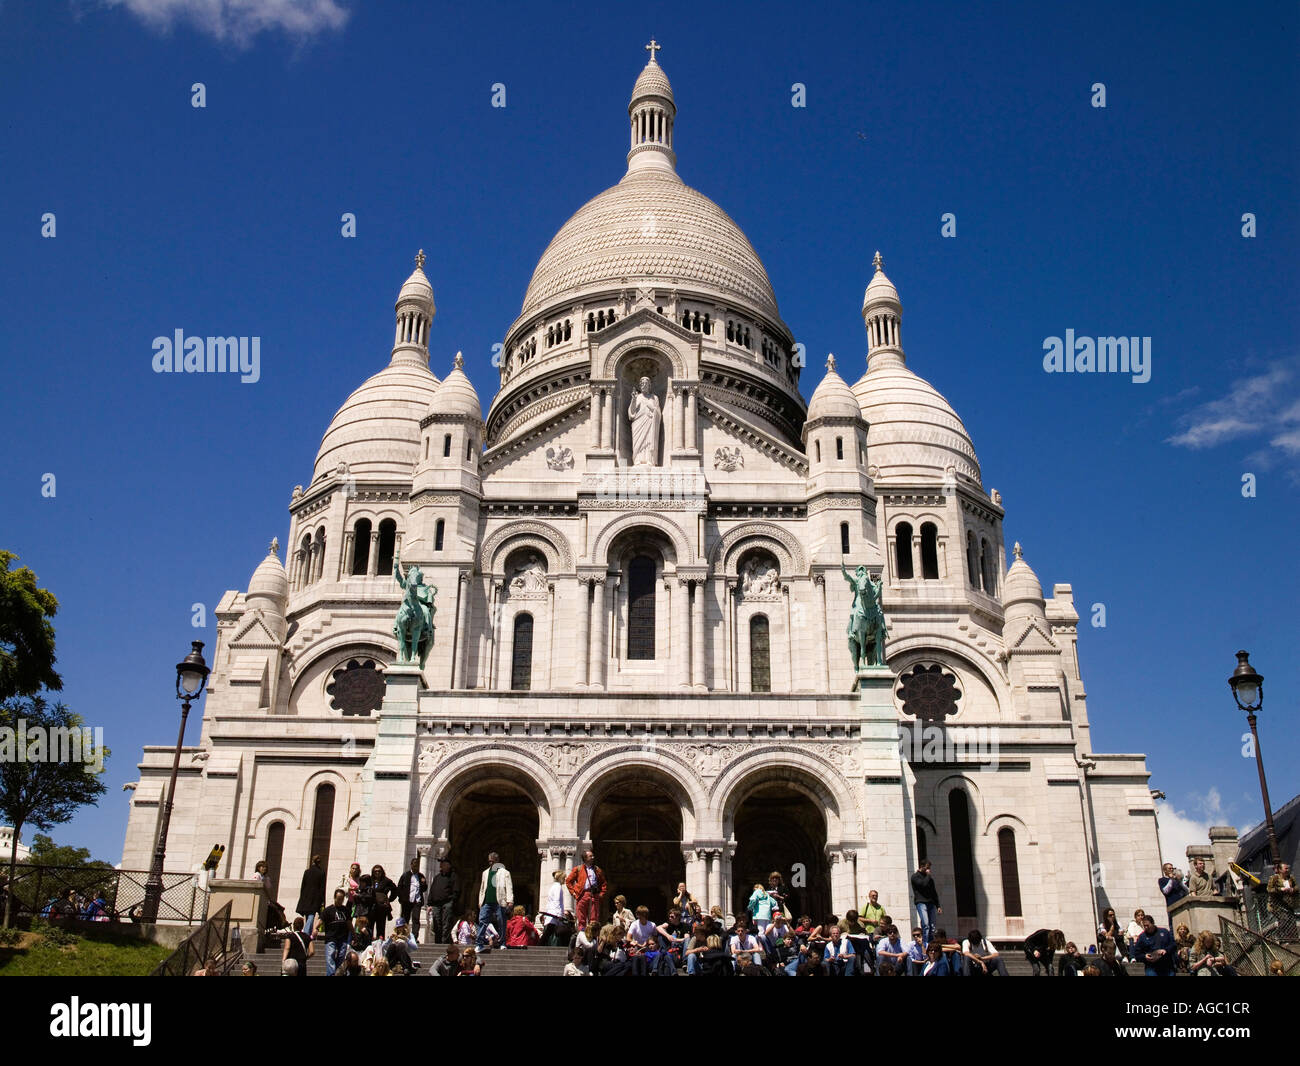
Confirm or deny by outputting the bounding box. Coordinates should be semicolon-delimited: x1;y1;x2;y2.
443;433;451;458
466;437;474;462
424;436;429;460
917;826;928;863
750;615;771;693
840;522;850;555
264;821;285;902
377;519;397;576
966;531;979;586
350;519;371;575
627;555;656;661
510;613;534;691
836;436;844;461
309;783;336;873
434;519;445;553
980;538;994;594
895;522;914;579
815;440;822;463
312;528;325;584
998;827;1023;917
920;523;940;580
949;790;977;918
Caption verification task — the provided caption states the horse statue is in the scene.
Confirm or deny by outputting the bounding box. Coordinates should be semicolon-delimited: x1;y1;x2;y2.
393;552;436;670
841;561;887;671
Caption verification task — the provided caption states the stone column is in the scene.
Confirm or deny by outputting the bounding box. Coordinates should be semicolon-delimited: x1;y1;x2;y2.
691;580;706;691
499;605;515;691
675;386;686;451
341;531;354;578
707;849;722;912
724;580;737;692
574;578;590;688
591;386;602;447
538;849;550;913
816;573;830;691
858;665;914;924
828;849;856;916
682;850;700;905
721;844;736;914
674;577;690;690
590;576;608;689
686;387;698;451
366;532;380;577
487;580;503;689
451;571;468;688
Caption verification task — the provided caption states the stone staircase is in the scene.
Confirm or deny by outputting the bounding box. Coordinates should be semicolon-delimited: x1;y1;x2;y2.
240;937;569;977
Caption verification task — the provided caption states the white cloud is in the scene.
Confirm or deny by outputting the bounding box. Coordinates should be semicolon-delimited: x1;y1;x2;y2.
1155;789;1227;869
92;0;350;45
1167;357;1300;477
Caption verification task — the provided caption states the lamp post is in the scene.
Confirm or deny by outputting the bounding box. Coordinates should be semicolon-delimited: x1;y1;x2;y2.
1228;650;1280;867
140;641;209;923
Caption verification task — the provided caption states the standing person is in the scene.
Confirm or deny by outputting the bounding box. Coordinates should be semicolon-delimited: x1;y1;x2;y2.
746;883;774;934
565;849;607;933
910;859;941;945
320;889;353;977
427;856;460;944
396;857;427;946
341;862;361;911
369;865;397;942
1023;928;1065;976
1188;858;1218;897
281;916;314;977
477;851;513;952
1267;862;1298;921
1133;913;1177;976
673;882;695;915
766;871;789;920
861;889;885;939
1158;862;1188;926
540;870;570;944
295;855;326;938
1097;907;1128;962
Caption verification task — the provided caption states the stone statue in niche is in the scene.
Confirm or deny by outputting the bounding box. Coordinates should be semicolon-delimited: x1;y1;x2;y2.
740;555;779;598
627;374;662;466
509;553;547;592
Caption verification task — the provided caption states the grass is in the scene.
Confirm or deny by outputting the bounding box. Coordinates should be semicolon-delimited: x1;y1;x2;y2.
0;927;173;977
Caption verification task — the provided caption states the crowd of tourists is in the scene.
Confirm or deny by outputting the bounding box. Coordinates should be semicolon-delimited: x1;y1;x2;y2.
253;848;1298;976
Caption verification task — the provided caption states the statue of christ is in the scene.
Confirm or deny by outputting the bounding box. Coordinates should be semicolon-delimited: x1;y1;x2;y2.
628;375;662;466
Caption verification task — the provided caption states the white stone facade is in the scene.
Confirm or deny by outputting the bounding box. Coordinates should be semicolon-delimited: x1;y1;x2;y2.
121;47;1159;945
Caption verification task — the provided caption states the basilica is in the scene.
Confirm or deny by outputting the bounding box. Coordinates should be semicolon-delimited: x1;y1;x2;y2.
122;46;1160;942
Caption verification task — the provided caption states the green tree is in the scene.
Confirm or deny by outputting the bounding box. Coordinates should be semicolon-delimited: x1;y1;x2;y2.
0;551;61;702
1;695;108;926
25;834;109;869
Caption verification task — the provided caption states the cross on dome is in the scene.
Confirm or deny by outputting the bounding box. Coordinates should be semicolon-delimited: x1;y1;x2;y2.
1013;542;1023;560
645;38;661;63
269;537;280;556
415;249;426;269
826;353;837;372
872;250;883;273
454;350;464;370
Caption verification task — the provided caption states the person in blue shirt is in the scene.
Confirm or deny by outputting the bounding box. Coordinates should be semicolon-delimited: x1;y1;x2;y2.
1133;913;1177;976
905;926;927;975
876;925;907;975
920;940;951;976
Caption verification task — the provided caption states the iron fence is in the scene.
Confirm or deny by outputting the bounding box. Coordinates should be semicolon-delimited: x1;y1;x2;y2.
1241;880;1298;943
150;901;239;976
1;864;202;925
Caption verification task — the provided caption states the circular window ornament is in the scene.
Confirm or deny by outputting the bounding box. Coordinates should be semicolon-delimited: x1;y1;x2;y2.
327;659;386;717
896;663;961;722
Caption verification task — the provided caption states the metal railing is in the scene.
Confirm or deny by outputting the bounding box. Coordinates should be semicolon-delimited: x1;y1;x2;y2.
1218;914;1300;976
1240;881;1298;943
150;902;239;976
2;864;203;925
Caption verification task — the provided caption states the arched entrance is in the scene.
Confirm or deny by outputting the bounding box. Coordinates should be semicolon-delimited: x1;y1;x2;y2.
448;781;541;917
590;780;684;920
731;784;830;922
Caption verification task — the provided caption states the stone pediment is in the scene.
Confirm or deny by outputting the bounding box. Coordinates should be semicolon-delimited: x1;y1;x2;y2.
1009;619;1058;653
231;611;281;649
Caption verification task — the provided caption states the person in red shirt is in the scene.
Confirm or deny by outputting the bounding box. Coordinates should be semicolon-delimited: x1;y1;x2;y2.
505;905;540;948
565;850;608;933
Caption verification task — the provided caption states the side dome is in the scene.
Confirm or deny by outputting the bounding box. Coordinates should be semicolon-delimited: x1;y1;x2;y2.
427;352;482;421
247;538;289;608
313;362;441;482
852;361;981;484
807;354;861;421
1003;542;1044;607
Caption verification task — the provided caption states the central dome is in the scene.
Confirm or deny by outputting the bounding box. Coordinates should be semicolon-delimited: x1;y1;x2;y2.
519;171;780;321
518;49;780;323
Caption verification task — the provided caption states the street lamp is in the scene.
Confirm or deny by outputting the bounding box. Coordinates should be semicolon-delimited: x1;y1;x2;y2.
1229;650;1280;867
140;641;209;923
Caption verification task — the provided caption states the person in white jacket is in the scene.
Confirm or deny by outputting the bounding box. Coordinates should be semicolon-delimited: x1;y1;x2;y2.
477;852;513;952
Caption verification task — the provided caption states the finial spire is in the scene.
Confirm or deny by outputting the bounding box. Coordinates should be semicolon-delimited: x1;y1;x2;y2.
872;250;883;273
454;350;464;370
415;249;426;270
826;352;837;373
1013;542;1022;560
269;537;280;557
645;38;661;64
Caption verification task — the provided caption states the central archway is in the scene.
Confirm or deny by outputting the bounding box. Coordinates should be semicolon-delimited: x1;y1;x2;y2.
730;783;830;922
448;781;541;917
589;780;684;920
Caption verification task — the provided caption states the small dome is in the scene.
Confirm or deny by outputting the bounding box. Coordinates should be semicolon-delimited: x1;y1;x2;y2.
1004;543;1045;608
807;354;861;422
862;250;900;314
247;539;288;607
852;360;981;484
313;361;441;482
630;59;674;106
397;253;434;311
428;352;482;422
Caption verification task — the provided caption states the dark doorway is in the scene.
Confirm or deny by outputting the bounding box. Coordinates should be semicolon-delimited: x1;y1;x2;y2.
448;781;541;917
732;784;829;921
591;780;683;920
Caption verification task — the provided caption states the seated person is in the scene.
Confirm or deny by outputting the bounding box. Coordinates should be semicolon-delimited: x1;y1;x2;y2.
961;929;1009;976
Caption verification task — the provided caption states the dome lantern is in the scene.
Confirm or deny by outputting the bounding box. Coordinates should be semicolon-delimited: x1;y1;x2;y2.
392;249;435;368
627;40;677;177
862;251;904;369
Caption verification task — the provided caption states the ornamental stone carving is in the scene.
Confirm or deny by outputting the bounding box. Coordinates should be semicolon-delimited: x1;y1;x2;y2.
543;742;592;776
713;445;743;471
740;553;780;599
546;445;575;470
417;740;450;775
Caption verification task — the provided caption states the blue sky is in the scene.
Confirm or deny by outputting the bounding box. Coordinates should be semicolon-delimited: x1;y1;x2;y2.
1;0;1296;866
